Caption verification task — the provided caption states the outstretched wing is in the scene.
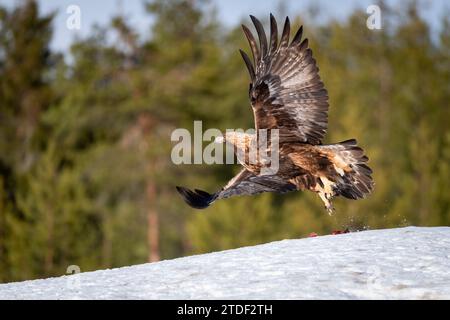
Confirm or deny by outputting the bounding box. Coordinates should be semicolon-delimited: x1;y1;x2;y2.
176;169;296;209
240;14;329;145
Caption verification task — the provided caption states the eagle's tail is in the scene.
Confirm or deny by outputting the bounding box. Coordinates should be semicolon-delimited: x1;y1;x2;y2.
320;139;374;200
175;186;216;209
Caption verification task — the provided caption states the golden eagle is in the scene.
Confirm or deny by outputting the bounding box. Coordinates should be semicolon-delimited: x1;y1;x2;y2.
176;15;373;213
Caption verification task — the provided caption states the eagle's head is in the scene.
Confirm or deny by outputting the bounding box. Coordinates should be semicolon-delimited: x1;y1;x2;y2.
215;132;254;150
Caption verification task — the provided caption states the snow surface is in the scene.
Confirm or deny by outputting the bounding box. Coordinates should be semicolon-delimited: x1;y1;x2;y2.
0;226;449;299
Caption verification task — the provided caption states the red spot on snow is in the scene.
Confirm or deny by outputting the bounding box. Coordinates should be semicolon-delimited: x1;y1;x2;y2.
332;229;350;235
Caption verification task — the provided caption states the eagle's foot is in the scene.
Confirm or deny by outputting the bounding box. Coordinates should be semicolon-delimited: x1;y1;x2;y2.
325;203;335;215
318;190;335;215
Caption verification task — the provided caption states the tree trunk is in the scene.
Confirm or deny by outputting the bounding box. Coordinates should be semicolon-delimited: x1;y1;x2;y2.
147;183;160;262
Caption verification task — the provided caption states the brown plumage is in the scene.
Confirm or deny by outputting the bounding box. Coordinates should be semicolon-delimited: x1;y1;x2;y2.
176;14;374;214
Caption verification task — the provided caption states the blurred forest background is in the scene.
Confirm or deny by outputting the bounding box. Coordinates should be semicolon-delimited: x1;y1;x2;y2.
0;0;449;282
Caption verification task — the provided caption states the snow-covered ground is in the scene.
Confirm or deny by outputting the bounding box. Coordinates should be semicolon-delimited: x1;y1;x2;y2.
0;226;449;299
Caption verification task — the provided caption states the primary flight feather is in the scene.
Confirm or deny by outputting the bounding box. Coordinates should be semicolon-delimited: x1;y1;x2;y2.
176;14;373;213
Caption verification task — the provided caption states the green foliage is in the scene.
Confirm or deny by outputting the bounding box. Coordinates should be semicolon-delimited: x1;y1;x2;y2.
0;0;448;282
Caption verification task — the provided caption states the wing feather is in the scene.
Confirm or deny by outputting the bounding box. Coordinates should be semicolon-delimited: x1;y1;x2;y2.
278;17;290;51
241;24;260;66
250;15;268;59
239;49;255;82
218;169;296;200
176;169;296;209
268;13;278;56
240;15;329;145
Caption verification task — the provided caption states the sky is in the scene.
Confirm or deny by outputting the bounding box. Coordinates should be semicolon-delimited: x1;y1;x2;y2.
2;0;448;52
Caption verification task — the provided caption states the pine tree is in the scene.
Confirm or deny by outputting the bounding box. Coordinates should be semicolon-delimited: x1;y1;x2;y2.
0;0;55;281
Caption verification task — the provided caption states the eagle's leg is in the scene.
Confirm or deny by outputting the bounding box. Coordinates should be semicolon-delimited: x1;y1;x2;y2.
318;191;335;215
315;176;336;215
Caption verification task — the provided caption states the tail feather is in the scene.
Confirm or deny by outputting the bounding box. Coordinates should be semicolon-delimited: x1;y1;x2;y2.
175;186;216;209
320;139;374;200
